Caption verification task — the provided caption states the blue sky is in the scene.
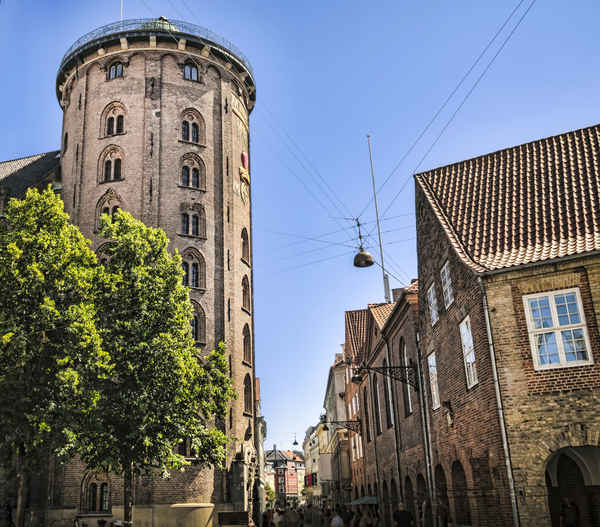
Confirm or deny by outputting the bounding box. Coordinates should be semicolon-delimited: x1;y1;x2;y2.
2;0;600;452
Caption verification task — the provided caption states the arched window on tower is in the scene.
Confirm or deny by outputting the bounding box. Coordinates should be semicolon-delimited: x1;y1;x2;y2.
101;102;126;137
242;275;251;311
241;228;250;262
243;324;251;363
180;109;205;145
180;154;206;190
99;145;125;183
184;63;198;81
244;374;252;414
180;203;206;238
108;62;123;80
190;302;206;345
182;249;206;290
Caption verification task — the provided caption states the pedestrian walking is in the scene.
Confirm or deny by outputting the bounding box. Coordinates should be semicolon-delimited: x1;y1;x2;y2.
392;502;414;527
331;506;344;527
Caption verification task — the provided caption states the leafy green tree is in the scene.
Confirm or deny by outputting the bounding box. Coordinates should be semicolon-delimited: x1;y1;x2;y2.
0;187;110;527
78;210;235;525
265;483;275;506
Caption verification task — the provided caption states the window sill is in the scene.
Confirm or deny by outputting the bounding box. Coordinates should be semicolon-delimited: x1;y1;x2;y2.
178;185;206;192
241;307;252;315
242;360;252;368
178;233;207;241
532;359;594;372
188;286;206;293
466;381;479;391
243;411;253;417
100;132;127;139
98;178;124;185
178;139;206;147
241;258;251;268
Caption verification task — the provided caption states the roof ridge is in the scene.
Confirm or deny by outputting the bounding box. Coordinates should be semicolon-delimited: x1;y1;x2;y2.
0;150;59;166
414;122;600;178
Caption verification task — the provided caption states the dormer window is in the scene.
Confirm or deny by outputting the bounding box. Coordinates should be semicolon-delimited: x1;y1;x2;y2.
108;62;123;80
184;63;198;81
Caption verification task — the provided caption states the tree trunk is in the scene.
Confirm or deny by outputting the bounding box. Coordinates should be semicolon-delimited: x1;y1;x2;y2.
15;445;27;527
123;463;133;526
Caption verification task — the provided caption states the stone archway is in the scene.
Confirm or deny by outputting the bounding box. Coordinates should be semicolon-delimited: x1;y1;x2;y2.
546;446;600;527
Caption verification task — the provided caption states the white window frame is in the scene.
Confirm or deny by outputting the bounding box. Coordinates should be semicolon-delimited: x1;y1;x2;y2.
427;352;440;409
459;315;478;388
440;261;454;308
523;287;593;371
427;283;439;326
402;342;413;414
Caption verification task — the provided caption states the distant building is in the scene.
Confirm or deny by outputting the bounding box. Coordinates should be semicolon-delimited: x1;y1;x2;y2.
264;448;304;507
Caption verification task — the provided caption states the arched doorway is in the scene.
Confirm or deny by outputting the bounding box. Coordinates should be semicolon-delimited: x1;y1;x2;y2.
404;476;415;519
435;465;450;526
382;481;390;527
546;446;600;527
451;460;471;526
417;473;432;527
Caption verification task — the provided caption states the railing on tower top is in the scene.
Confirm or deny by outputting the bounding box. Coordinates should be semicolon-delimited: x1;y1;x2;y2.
59;18;253;76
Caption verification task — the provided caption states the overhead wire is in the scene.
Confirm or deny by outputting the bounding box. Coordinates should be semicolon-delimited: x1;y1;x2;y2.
355;0;528;220
379;0;538;221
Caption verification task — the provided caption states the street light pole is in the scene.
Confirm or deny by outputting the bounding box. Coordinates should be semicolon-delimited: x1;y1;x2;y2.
367;135;391;303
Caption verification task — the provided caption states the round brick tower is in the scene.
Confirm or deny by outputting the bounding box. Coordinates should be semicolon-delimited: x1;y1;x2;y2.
55;17;257;526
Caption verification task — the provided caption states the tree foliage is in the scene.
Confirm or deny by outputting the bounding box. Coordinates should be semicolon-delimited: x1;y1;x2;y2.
77;210;235;521
0;187;110;526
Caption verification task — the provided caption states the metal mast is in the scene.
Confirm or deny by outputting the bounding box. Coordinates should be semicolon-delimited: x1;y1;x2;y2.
367;134;391;303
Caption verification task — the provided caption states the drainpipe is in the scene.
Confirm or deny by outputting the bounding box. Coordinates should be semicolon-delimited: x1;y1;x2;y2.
367;370;383;506
478;276;520;527
415;331;436;527
383;335;404;507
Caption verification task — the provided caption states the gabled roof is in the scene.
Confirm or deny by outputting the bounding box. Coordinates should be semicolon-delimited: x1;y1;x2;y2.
368;303;395;330
415;124;600;272
344;308;369;358
0;151;60;197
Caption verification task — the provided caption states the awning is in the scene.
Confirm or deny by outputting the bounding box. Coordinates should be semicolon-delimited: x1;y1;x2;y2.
349;496;378;505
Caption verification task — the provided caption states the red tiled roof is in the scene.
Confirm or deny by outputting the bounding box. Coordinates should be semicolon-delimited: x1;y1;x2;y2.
368;303;395;330
344;308;369;359
415;124;600;272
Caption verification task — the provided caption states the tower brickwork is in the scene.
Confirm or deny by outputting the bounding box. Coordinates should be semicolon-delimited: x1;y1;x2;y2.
52;17;257;526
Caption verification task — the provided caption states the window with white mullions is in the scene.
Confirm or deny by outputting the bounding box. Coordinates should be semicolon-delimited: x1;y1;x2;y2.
459;315;477;388
440;261;454;308
427;284;439;326
523;288;592;370
428;352;440;409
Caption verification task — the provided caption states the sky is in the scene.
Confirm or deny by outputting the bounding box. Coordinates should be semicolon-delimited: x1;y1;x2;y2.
2;0;600;452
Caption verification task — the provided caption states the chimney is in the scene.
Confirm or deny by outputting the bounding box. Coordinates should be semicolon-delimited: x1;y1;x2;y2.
392;288;403;301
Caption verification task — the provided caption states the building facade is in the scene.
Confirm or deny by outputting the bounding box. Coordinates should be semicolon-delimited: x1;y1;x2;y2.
0;17;258;527
415;123;600;526
264;449;304;508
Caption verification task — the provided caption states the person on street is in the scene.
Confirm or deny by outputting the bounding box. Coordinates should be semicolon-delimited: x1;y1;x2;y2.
331;506;344;527
393;503;414;527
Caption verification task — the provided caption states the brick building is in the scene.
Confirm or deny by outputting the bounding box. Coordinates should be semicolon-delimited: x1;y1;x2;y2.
0;17;259;527
415;123;600;526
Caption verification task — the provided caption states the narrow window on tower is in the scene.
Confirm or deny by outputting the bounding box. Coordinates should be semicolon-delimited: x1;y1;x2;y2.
192;215;199;236
116;115;124;134
192;123;199;144
104;160;112;182
106;117;114;136
111;206;119;220
113;158;121;180
227;298;231;321
227;249;230;271
182;262;189;286
182;166;190;187
192;168;199;188
182;121;189;142
78;93;82;110
181;213;189;235
191;263;199;288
